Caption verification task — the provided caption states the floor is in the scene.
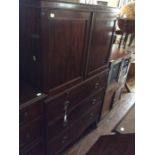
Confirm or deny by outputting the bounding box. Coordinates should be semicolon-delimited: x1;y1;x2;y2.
64;92;135;155
86;133;135;155
114;105;135;134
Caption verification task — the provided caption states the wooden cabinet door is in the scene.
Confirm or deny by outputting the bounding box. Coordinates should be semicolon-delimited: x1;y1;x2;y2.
42;10;90;92
87;12;116;76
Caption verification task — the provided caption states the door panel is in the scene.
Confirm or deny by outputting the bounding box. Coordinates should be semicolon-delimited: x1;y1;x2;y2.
43;10;90;91
87;12;116;76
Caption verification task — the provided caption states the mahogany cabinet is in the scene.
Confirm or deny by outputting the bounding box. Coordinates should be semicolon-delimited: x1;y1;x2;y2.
19;81;47;155
19;1;118;155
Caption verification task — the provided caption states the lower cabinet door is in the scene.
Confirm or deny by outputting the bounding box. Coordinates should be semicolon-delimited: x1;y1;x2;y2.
47;105;100;155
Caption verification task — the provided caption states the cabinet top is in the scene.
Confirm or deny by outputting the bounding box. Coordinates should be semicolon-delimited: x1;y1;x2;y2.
20;0;119;13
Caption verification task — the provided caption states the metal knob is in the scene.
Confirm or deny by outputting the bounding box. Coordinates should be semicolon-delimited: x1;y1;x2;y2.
64;100;70;106
90;113;94;117
92;98;97;105
32;56;36;62
95;82;100;88
50;13;55;18
64;101;70;110
62;136;68;143
63;113;68;123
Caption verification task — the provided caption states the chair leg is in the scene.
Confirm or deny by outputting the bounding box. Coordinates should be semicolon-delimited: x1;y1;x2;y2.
123;33;128;48
118;33;124;48
128;33;135;46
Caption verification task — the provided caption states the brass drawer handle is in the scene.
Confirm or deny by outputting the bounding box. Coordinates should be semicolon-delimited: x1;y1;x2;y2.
92;98;97;105
62;136;68;143
64;100;70;106
89;113;95;119
50;13;55;18
90;113;94;117
63;114;68;127
64;100;70;110
63;136;68;140
95;82;100;88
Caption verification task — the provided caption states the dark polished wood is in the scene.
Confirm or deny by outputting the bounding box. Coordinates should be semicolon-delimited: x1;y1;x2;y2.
47;105;100;155
20;1;118;94
87;12;117;76
86;133;135;155
20;118;42;148
20;1;119;155
41;10;91;92
46;91;103;140
20;141;44;155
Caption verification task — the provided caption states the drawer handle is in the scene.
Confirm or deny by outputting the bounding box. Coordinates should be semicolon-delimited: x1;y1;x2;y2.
90;113;94;117
63;116;68;127
62;136;68;143
89;113;95;119
64;113;68;122
32;55;36;62
95;82;100;88
63;136;68;140
50;13;55;18
64;100;70;110
92;99;97;105
64;100;70;106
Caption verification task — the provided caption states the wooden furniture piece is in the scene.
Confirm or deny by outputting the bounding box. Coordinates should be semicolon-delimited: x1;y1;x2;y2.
19;81;47;155
19;1;118;155
86;133;135;155
101;44;131;117
117;18;135;48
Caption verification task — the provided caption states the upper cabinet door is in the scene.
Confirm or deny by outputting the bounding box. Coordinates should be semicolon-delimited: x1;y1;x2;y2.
87;12;117;76
42;10;90;92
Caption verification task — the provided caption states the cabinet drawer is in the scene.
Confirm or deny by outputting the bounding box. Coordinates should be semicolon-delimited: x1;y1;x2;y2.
45;92;68;123
68;70;108;105
47;91;104;140
20;101;43;126
20;119;42;148
47;105;100;155
45;70;107;123
20;141;44;155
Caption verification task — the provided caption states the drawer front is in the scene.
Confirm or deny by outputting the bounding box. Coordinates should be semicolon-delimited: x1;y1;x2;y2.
47;91;104;140
45;93;68;123
20;119;42;148
45;70;108;123
68;70;108;105
47;105;100;155
20;101;43;126
20;142;44;155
